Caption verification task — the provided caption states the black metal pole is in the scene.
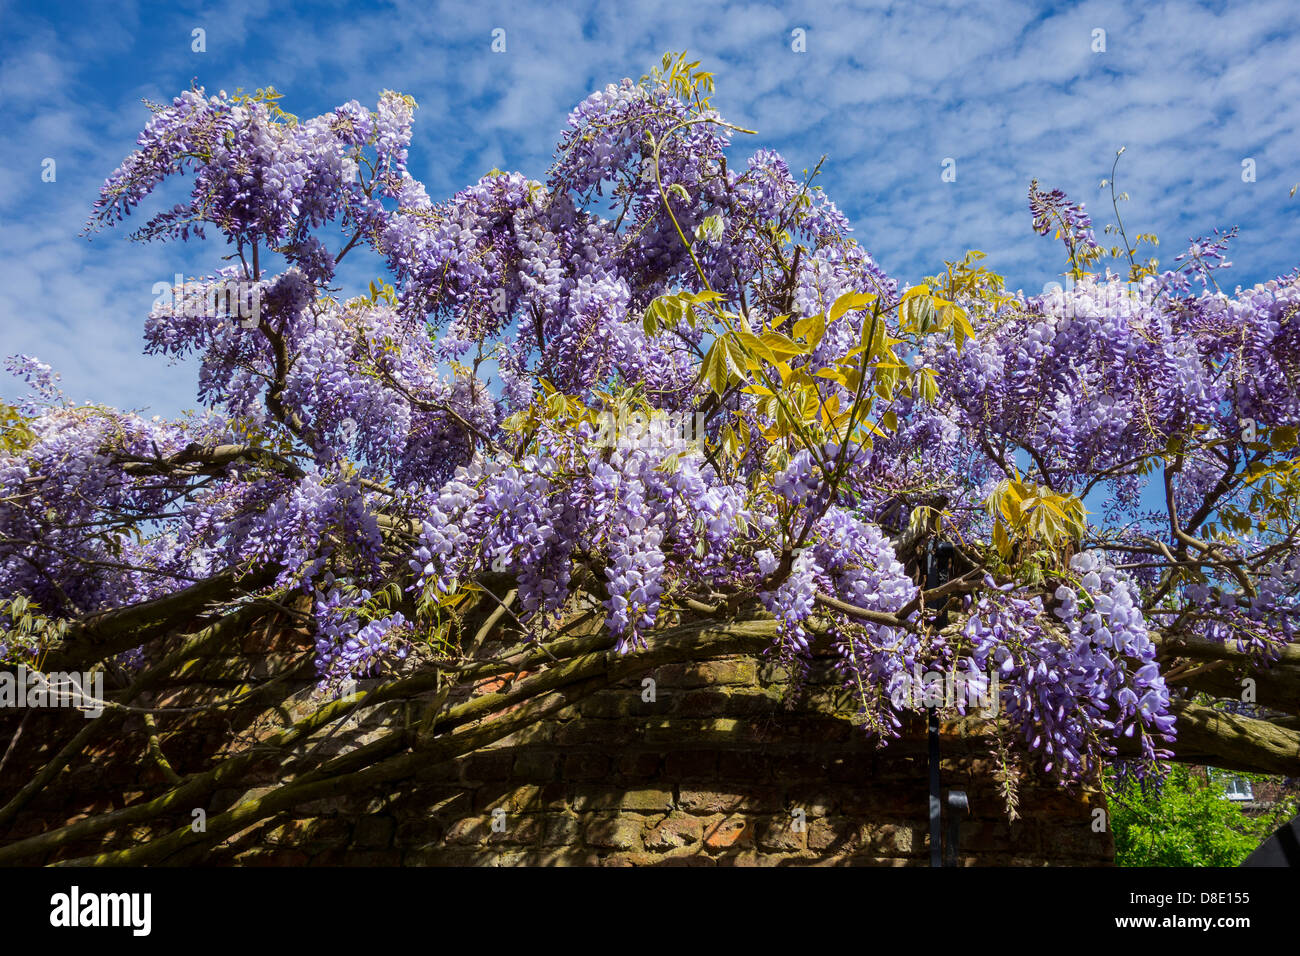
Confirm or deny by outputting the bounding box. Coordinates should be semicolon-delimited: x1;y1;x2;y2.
924;540;954;868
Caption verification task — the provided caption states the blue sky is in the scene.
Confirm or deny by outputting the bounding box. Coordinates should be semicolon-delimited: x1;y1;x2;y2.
2;0;1298;417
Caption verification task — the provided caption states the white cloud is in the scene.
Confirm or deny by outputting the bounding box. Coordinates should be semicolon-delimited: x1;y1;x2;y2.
1;0;1298;416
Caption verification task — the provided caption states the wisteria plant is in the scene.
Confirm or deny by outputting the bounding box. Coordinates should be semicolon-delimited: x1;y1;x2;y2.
1;54;1297;862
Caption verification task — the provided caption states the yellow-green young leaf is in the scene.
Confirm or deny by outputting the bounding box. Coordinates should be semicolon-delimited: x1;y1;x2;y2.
952;308;976;346
1037;497;1064;520
934;302;961;329
858;312;881;352
902;294;936;333
657;451;683;474
881;409;898;433
820;392;841;428
800;385;821;422
992;519;1011;558
439;590;471;610
698;340;730;395
694;216;725;244
736;329;777;365
545;392;570;418
668;183;690;202
760;330;808;357
722;335;749;380
815;367;848;387
829;291;877;323
918;369;938;405
689;289;725;304
1271;425;1297;450
997;488;1023;525
0;403;36;454
792;313;826;347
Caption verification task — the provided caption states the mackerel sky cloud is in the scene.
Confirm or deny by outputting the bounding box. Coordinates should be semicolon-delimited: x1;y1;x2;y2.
2;0;1298;416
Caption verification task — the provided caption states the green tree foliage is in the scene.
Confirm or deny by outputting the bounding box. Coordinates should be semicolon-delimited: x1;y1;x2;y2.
1108;765;1298;866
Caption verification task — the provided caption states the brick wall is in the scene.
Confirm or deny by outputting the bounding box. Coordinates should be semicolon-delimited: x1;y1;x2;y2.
0;618;1113;866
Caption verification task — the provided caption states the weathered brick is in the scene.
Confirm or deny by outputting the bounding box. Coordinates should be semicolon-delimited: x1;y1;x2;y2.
663;750;717;779
809;817;863;853
1038;820;1111;861
476;784;550;814
616;751;661;778
959;820;1037;855
697;659;758;686
601;851;659;866
511;750;560;781
554;719;635;747
716;751;771;781
540;812;580;847
406;786;473;820
644;812;703;851
352;814;395;849
445;816;493;846
842;783;925;816
573;787;673;813
782;789;836;817
862;823;917;856
677;787;782;814
703;815;753;851
713;849;764;866
562;752;610;780
535;847;603;865
460;750;514;783
486;814;541;845
656;853;716;866
755;814;809;852
578;693;636;719
673;689;736;717
403;846;495;866
263;816;328;845
584;815;645;851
